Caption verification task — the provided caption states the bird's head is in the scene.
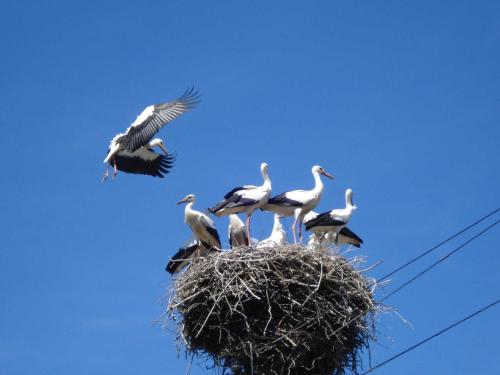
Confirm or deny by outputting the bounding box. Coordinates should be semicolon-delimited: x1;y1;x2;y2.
260;162;269;174
177;194;196;205
312;165;334;180
346;189;357;209
149;138;169;155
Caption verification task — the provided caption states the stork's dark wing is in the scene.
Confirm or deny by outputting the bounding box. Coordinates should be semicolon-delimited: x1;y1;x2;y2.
209;193;257;214
223;186;257;199
166;241;201;274
304;211;345;231
339;227;363;245
200;214;221;249
267;192;304;207
114;148;175;177
121;87;200;152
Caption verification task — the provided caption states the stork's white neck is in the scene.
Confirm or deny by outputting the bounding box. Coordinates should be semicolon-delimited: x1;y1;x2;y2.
311;170;324;196
272;215;283;233
229;214;244;229
261;168;272;190
184;201;195;223
342;192;357;220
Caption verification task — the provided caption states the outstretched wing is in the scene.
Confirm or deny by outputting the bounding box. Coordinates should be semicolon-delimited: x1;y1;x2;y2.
114;148;176;177
121;87;200;152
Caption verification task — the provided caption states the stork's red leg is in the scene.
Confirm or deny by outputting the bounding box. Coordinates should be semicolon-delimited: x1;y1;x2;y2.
112;158;118;179
291;217;298;244
245;214;251;246
101;165;110;182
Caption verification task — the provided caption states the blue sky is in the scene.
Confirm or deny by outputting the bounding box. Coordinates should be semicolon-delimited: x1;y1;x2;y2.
1;0;499;374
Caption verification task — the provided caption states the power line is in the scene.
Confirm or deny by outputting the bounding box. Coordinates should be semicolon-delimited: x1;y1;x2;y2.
360;298;500;374
324;219;499;343
380;219;499;302
375;208;499;284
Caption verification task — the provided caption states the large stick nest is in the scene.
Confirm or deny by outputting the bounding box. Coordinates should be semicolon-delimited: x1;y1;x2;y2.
165;244;378;375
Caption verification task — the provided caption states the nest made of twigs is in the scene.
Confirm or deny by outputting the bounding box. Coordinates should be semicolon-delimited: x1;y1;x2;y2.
165;244;378;375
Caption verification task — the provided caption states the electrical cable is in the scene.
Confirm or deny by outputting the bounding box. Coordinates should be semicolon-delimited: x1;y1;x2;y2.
360;298;500;374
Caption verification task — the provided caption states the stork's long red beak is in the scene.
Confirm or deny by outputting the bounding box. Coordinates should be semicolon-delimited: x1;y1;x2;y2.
159;144;169;155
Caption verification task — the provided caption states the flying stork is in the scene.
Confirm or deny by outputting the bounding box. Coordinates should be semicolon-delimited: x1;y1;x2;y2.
228;214;249;249
261;165;333;243
304;189;358;243
177;194;221;250
209;162;272;245
102;87;199;180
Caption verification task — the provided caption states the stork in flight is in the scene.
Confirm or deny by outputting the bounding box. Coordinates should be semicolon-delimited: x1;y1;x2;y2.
304;189;358;243
102;87;199;180
210;162;272;245
177;194;221;250
261;165;333;243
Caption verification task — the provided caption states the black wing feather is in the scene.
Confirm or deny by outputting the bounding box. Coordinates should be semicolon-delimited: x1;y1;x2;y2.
339;227;363;244
224;186;247;199
165;242;200;274
268;193;304;207
204;223;221;249
210;193;257;214
304;211;345;231
114;148;176;177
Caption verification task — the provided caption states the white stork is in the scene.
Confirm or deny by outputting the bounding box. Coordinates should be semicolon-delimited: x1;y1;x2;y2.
228;214;249;249
257;214;288;248
102;87;199;180
304;189;357;243
166;240;215;274
261;165;334;243
305;211;363;248
210;162;272;244
177;194;221;250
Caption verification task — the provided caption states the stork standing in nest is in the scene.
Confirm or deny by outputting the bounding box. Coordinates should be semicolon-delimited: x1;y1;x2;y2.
304;189;358;244
178;194;221;250
210;162;272;245
257;214;288;248
305;211;363;247
261;165;334;243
